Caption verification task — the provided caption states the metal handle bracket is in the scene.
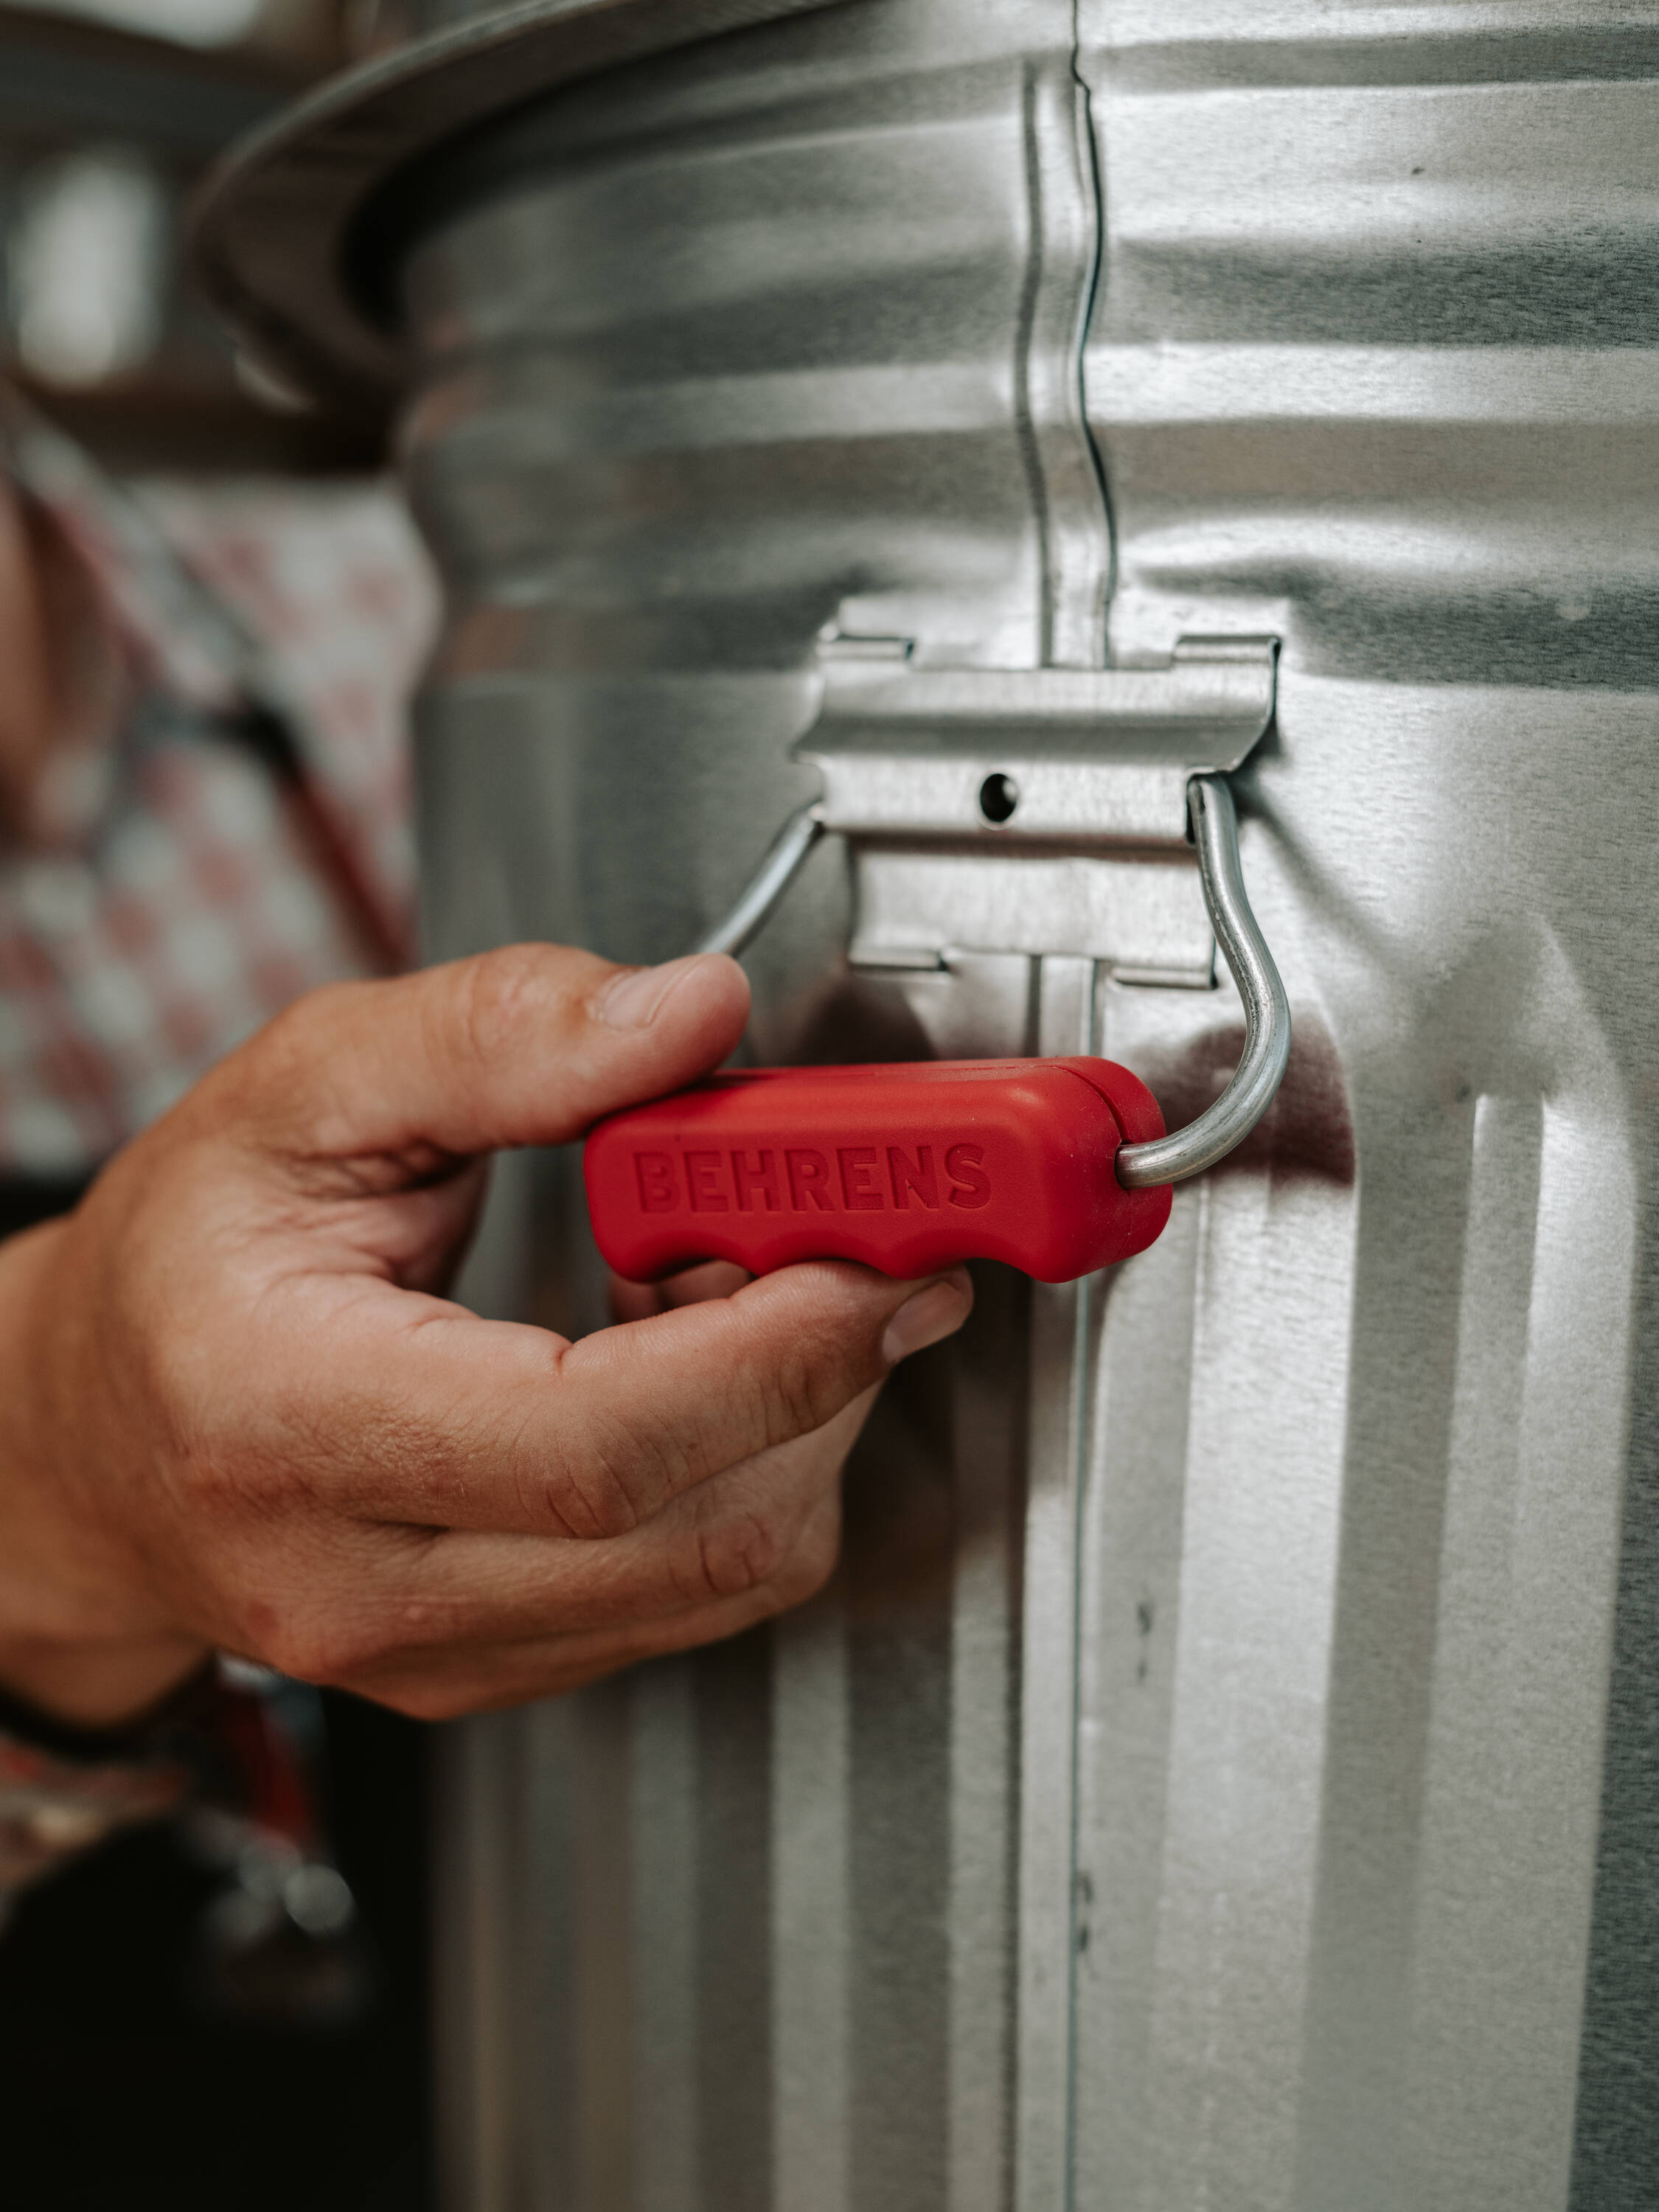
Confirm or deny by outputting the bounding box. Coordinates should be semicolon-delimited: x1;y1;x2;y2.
694;646;1291;1189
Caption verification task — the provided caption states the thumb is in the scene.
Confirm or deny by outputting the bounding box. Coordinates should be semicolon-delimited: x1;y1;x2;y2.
209;945;751;1163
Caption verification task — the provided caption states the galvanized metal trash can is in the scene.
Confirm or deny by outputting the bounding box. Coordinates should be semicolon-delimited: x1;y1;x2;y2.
200;2;1659;2204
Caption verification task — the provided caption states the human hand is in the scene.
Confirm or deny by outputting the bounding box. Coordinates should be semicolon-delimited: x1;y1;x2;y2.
0;947;971;1727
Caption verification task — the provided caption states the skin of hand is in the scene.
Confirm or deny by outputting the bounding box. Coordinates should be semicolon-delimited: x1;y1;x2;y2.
0;945;972;1729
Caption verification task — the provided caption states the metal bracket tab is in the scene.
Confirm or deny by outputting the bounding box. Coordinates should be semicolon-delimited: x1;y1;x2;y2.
796;636;1276;847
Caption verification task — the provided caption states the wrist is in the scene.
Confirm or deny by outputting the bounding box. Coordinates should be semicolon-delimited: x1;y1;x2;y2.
0;1217;209;1728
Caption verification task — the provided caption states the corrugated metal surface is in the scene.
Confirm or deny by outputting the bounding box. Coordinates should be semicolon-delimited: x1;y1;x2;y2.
1079;13;1659;2208
392;3;1659;2205
404;10;1099;2205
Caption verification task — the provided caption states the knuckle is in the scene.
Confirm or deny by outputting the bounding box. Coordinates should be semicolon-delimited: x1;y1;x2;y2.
168;1440;246;1519
773;1519;840;1608
684;1500;790;1604
168;1431;316;1545
251;1584;416;1686
272;1616;386;1686
759;1493;843;1613
448;945;554;1071
539;1418;655;1539
232;982;354;1107
257;1613;348;1685
762;1343;841;1448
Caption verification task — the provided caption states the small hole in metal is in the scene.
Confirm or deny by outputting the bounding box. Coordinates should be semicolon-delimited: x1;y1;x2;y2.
979;771;1019;825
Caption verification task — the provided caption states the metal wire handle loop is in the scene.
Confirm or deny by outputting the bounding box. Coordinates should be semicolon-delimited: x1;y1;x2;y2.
695;800;825;957
1113;774;1291;1188
692;773;1290;1189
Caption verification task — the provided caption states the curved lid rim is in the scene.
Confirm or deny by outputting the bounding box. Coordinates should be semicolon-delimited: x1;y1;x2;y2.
189;0;845;416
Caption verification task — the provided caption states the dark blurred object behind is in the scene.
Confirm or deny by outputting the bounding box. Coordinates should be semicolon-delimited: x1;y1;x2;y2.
0;1686;432;2212
0;0;385;472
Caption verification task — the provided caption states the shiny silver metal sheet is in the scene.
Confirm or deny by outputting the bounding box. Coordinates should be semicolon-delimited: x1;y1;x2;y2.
1077;11;1659;2208
405;12;1105;2206
363;0;1659;2205
804;644;1277;843
190;0;844;407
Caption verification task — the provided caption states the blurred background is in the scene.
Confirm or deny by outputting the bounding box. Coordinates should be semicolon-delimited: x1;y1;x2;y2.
0;0;382;470
0;1;433;2204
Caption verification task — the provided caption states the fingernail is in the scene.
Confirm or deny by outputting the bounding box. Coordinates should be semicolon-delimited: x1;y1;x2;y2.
882;1268;973;1365
597;956;712;1029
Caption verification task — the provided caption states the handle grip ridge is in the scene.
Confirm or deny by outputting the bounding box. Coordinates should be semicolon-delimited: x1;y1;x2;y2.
584;1057;1172;1285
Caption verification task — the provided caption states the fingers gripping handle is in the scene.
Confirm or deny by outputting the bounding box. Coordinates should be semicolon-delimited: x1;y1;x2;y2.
585;773;1290;1284
584;1058;1172;1287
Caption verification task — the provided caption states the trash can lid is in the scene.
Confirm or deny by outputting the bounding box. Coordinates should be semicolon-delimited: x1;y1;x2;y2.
191;0;842;417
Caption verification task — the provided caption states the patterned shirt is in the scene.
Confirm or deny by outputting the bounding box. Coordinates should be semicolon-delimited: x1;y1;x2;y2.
0;406;437;1175
0;412;438;1911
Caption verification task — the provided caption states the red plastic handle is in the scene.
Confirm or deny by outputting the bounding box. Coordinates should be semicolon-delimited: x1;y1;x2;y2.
583;1057;1172;1286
